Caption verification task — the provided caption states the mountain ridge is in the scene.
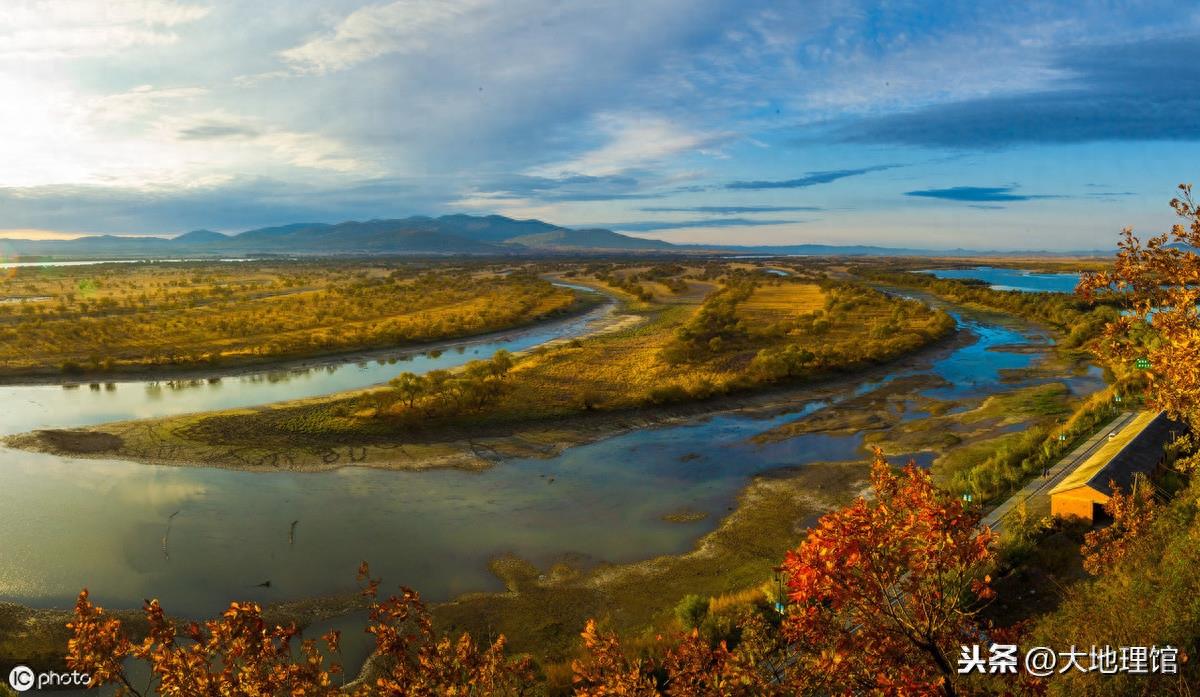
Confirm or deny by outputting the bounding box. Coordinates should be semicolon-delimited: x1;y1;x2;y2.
0;214;1113;258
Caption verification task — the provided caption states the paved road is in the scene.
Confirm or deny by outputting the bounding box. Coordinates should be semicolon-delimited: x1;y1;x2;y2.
982;411;1137;534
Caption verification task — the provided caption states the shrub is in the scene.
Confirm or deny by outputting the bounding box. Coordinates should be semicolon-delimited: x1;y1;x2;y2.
674;594;710;630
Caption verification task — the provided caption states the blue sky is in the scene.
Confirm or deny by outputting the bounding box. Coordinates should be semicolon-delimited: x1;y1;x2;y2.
1;0;1198;250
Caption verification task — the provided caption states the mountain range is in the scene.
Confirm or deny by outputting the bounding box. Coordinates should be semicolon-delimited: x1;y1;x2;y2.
0;214;1116;258
2;215;679;257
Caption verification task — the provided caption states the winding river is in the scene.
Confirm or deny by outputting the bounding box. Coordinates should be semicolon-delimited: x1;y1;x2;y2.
0;279;1105;685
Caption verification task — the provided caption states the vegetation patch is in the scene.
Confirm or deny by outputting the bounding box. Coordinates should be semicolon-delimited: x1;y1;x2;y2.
28;428;122;453
0;260;583;378
661;508;709;523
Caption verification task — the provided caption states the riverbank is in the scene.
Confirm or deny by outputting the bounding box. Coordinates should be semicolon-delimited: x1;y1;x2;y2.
0;289;606;386
0;262;591;383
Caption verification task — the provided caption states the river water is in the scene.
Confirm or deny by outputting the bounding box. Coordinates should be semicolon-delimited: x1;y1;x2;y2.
0;279;1106;693
917;266;1082;293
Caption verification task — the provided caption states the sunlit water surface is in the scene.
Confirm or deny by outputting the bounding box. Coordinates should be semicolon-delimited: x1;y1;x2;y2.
918;266;1082;293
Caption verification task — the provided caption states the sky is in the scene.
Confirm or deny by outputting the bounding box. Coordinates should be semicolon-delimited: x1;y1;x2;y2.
2;0;1199;250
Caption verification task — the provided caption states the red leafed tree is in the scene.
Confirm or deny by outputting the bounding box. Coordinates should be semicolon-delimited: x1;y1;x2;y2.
66;563;534;696
571;616;781;696
1080;476;1158;575
780;448;997;697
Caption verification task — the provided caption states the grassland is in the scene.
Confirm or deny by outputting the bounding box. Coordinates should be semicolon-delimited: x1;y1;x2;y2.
7;268;956;471
0;260;585;379
737;282;826;317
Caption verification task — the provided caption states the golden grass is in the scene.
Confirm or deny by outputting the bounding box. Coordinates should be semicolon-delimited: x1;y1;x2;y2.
738;282;826;319
502;304;733;413
706;585;769;616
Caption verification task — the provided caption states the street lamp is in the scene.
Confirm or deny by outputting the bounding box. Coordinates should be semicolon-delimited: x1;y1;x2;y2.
773;566;786;614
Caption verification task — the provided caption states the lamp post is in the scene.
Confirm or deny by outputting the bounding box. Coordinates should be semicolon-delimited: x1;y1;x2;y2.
773;566;786;614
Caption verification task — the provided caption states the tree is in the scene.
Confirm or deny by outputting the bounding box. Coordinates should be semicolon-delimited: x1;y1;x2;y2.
65;563;535;696
1080;476;1158;575
674;594;710;630
1079;183;1200;448
571;617;777;696
780;448;997;697
489;349;514;378
389;371;426;408
1026;187;1200;695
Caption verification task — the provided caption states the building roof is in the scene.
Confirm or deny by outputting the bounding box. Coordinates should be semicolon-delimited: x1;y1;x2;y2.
1050;411;1184;497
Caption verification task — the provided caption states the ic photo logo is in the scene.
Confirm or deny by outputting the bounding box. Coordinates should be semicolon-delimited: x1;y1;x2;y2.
6;664;91;692
6;666;33;692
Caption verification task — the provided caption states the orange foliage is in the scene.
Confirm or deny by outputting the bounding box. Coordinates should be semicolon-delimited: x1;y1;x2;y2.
1079;184;1200;437
66;563;534;696
780;449;997;697
570;616;780;696
1080;477;1158;575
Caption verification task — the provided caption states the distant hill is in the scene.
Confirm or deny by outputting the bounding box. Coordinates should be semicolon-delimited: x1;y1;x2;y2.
0;214;1116;259
0;215;672;258
173;229;229;244
508;227;674;250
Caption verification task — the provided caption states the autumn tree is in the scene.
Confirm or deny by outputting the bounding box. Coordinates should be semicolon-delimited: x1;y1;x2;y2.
1079;183;1200;455
389;371;425;408
780;448;997;697
571;615;781;696
1021;187;1200;696
66;563;534;696
1080;475;1158;575
489;349;514;378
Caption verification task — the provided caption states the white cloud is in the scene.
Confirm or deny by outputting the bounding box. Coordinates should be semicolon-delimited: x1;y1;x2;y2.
0;74;374;188
528;113;731;178
256;130;374;174
89;85;210;125
280;0;486;75
0;0;210;59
